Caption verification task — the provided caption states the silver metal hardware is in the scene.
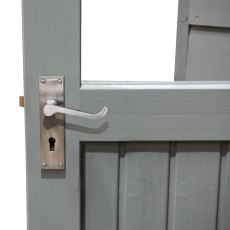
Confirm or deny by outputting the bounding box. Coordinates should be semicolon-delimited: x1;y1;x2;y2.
39;76;108;169
43;100;108;119
57;79;63;84
42;163;47;168
39;77;65;170
40;79;46;84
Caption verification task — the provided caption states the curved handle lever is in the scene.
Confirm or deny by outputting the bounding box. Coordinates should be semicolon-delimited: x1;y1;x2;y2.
43;100;108;119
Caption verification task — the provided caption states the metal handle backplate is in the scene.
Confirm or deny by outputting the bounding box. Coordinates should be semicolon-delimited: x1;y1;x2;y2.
39;76;108;170
39;77;65;170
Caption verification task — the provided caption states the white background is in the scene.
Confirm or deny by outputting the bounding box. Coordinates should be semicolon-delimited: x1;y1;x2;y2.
0;0;178;229
0;1;26;230
82;0;178;81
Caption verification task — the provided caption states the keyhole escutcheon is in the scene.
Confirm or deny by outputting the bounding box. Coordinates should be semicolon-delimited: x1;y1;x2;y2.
48;137;56;151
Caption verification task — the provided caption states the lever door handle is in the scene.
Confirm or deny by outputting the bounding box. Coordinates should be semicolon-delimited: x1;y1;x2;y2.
43;100;109;119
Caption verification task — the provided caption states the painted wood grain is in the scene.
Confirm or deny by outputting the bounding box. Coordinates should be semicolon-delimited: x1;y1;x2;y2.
186;27;230;81
168;142;221;230
23;0;81;229
119;142;170;230
174;0;191;81
66;115;230;141
80;88;230;115
83;143;119;230
23;0;230;230
189;0;230;28
217;142;230;230
76;87;230;141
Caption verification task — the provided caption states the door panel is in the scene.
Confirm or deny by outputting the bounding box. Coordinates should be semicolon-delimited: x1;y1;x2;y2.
82;143;119;230
186;27;230;81
175;0;230;80
218;143;230;230
119;142;169;230
189;0;230;27
81;142;227;230
168;142;220;230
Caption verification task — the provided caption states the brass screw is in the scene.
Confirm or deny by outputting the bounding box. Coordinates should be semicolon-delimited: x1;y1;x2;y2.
58;163;64;168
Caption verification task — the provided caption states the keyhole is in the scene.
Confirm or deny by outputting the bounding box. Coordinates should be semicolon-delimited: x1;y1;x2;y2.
48;137;56;151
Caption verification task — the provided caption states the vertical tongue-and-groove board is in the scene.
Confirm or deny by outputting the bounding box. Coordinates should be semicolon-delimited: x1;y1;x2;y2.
82;143;119;230
218;142;230;230
168;142;221;230
83;142;226;230
119;142;170;230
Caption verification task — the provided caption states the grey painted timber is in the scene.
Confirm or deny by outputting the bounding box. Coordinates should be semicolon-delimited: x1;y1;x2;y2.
22;0;230;229
83;143;119;230
22;0;81;230
175;0;230;81
119;142;169;230
217;142;230;230
77;84;230;141
168;142;221;230
80;142;227;230
189;0;230;28
174;0;191;81
186;27;230;81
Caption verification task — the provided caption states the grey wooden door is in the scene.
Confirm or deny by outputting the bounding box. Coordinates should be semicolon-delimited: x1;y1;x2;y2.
22;1;230;230
175;0;230;81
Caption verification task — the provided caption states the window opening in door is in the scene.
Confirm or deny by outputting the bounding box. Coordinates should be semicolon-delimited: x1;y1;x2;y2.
81;0;179;82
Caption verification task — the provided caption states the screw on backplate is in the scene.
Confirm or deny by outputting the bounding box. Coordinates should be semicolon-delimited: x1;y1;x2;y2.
40;79;46;84
57;79;63;84
58;163;64;168
42;162;47;168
